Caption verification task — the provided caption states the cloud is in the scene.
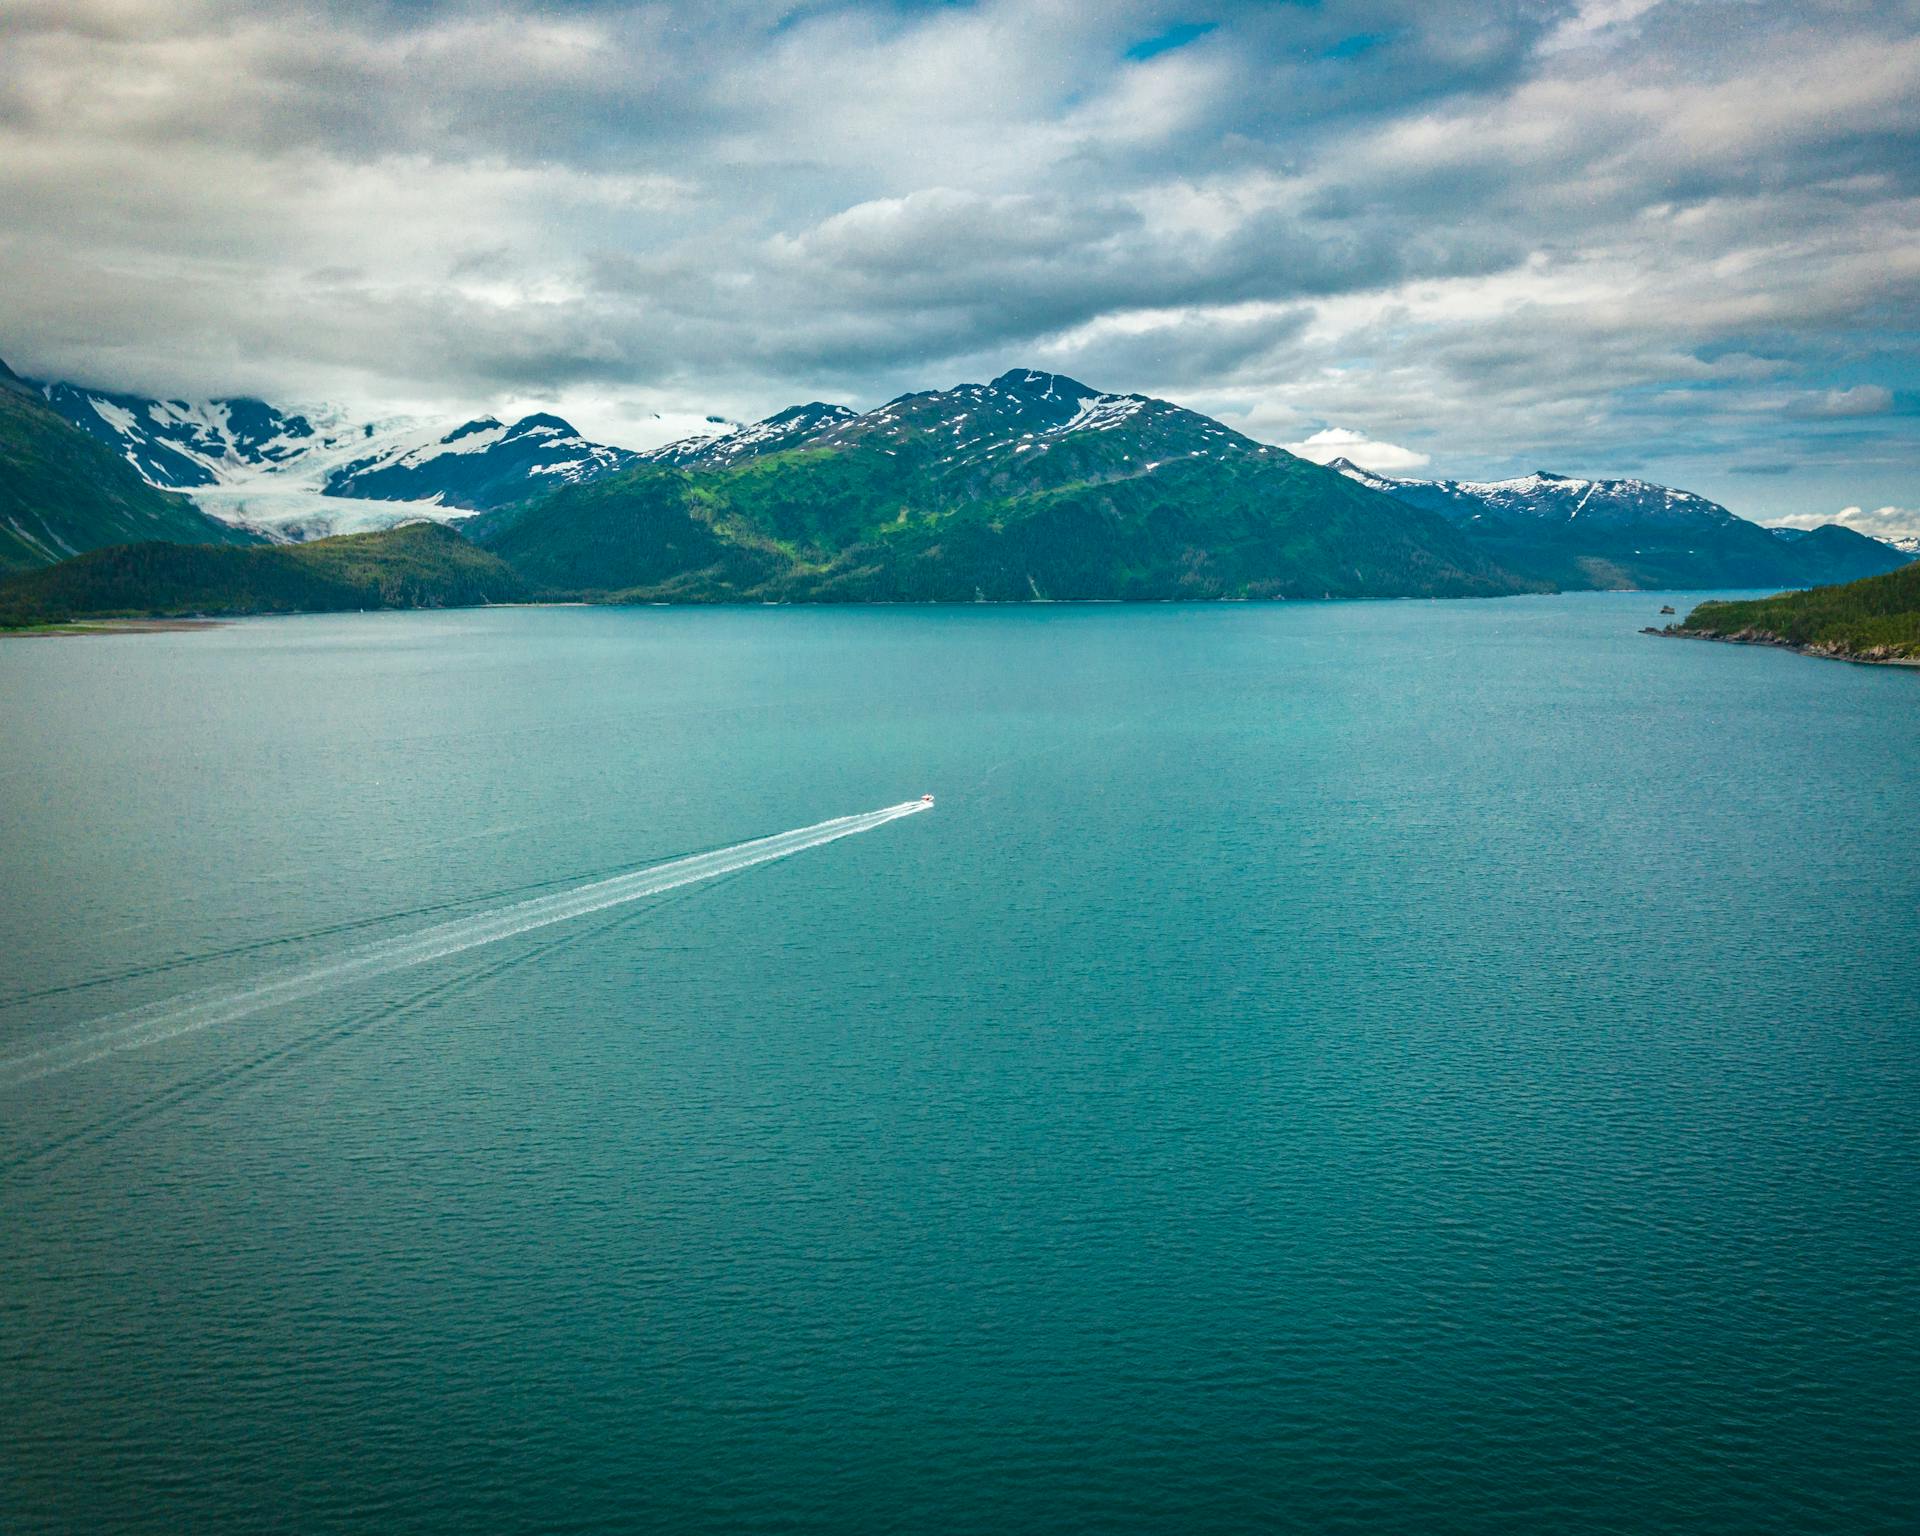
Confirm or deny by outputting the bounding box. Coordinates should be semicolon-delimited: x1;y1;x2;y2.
1788;385;1895;418
1769;504;1920;542
1286;427;1431;473
1538;0;1665;55
0;0;1914;517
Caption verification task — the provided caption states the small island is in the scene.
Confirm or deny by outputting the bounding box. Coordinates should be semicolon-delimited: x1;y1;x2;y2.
1654;561;1920;667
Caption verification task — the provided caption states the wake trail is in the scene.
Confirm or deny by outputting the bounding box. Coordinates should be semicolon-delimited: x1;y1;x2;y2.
0;837;741;1011
0;799;930;1088
0;920;595;1178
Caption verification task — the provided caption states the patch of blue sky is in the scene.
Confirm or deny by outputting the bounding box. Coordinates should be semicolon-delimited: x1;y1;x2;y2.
1125;21;1217;61
1321;31;1391;60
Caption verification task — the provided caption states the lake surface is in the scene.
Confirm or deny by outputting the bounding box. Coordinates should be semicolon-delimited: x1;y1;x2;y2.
3;595;1917;1534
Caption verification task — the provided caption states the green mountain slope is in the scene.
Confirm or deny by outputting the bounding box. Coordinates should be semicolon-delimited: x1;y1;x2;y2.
472;468;782;599
0;522;527;626
0;357;260;572
480;370;1541;602
1448;516;1804;592
1669;562;1920;664
483;451;1535;603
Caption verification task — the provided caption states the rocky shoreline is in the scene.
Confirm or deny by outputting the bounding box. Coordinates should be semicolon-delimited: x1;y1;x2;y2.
1646;624;1920;668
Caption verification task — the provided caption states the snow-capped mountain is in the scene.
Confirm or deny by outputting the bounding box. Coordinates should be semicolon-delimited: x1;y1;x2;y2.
484;367;1530;603
33;380;655;538
643;402;858;466
1326;458;1911;588
0;355;264;571
1326;460;1745;530
28;359;1911;591
38;383;331;488
321;414;639;508
1461;471;1744;529
644;369;1268;481
633;371;1914;590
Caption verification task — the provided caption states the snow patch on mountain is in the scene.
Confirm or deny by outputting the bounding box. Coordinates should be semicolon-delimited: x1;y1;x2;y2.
1331;459;1744;530
321;413;639;507
30;377;664;536
37;383;334;490
1059;394;1145;433
181;413;467;534
1326;456;1401;492
644;402;857;466
645;369;1267;479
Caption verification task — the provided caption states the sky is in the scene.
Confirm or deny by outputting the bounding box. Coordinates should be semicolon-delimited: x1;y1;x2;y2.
1;0;1916;533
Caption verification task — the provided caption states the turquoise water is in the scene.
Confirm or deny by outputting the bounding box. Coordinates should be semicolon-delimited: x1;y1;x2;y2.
2;595;1916;1533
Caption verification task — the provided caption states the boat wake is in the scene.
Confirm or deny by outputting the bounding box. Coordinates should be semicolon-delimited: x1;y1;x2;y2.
0;799;931;1088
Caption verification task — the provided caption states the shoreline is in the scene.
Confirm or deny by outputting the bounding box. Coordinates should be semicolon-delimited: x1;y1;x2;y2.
0;618;231;639
1647;625;1920;669
2;591;1810;636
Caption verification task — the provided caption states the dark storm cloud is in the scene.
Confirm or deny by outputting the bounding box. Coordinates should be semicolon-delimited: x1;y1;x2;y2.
0;0;1915;520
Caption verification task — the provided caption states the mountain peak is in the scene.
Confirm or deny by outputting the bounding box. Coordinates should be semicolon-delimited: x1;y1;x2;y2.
504;413;578;438
989;368;1096;402
636;400;859;468
443;417;504;442
1323;456;1408;491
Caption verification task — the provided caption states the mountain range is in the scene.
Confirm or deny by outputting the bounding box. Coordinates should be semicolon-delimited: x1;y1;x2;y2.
1327;460;1906;591
475;368;1530;601
32;379;645;534
1;352;1910;609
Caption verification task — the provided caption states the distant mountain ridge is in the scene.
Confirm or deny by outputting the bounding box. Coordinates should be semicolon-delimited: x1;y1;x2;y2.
1778;525;1920;558
1327;459;1911;589
1761;523;1918;586
1329;462;1744;529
